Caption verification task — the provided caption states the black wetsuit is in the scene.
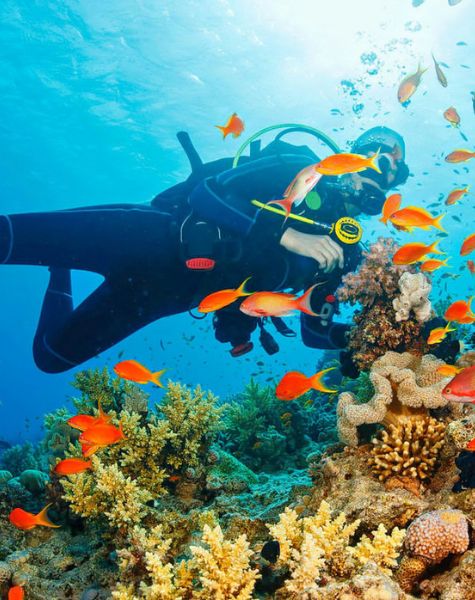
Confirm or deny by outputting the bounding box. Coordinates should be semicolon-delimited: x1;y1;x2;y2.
0;137;384;373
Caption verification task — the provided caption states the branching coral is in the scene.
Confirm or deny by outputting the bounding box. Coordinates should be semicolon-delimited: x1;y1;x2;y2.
368;417;446;483
61;375;224;534
71;367;150;415
337;237;428;369
112;523;259;600
397;509;470;592
156;381;223;471
268;501;405;597
337;351;448;446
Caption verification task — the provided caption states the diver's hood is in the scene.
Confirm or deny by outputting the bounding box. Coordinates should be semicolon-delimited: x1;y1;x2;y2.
352;126;406;160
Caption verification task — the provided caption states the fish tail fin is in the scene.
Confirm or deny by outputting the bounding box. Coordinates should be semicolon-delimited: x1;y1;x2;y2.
296;282;325;316
446;321;456;333
433;214;447;232
310;367;337;393
467;438;475;451
367;148;382;174
429;240;444;255
267;197;292;216
151;369;166;387
237;276;253;297
82;444;99;458
215;125;228;139
35;504;60;529
467;295;475;316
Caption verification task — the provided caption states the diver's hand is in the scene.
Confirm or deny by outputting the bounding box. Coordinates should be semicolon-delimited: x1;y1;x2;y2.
280;228;344;273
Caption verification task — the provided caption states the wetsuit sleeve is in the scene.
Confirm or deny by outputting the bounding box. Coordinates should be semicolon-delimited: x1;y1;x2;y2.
188;154;315;241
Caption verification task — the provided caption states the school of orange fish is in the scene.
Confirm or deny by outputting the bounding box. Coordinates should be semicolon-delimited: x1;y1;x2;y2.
5;52;475;600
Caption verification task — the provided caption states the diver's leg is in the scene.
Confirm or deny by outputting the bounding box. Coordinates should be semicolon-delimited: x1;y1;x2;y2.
0;205;173;275
32;273;191;373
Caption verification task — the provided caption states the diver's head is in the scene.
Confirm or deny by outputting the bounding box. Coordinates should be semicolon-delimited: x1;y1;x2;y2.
351;126;410;192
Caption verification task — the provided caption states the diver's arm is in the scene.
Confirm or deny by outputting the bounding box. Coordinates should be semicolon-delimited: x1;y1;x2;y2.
279;228;344;273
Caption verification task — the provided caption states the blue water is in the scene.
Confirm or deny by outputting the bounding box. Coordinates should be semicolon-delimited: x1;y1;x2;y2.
0;0;473;442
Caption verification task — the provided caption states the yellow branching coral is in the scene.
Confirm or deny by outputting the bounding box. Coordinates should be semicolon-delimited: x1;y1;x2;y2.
157;382;224;470
350;523;406;575
189;524;259;599
268;501;405;596
112;523;258;600
61;458;152;530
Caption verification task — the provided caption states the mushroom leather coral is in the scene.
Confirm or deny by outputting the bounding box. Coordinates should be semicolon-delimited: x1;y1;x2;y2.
337;351;448;446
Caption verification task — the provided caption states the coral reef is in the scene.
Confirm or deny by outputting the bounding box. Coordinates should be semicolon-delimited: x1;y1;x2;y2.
267;500;405;598
368;417;446;483
397;509;470;592
337;237;428;369
337;351;449;446
112;523;259;599
224;379;317;471
393;271;432;323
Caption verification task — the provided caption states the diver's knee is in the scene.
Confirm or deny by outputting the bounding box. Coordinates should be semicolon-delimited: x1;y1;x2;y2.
33;334;77;373
0;215;14;264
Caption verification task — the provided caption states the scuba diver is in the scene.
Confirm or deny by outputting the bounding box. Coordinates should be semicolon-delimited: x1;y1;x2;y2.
0;124;410;375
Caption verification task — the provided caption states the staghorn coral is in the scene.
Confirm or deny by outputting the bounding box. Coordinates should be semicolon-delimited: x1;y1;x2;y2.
337;351;448;446
61;458;152;531
61;379;225;534
396;509;470;592
112;523;259;600
368;417;446;483
156;381;223;471
337;238;427;370
392;271;432;323
350;523;406;575
268;501;404;597
71;367;150;415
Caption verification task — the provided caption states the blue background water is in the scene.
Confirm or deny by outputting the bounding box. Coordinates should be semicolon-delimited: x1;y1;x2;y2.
0;0;473;443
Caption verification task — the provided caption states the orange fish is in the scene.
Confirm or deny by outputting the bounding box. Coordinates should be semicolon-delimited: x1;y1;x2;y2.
67;402;112;432
443;106;461;127
392;240;442;265
427;322;456;345
198;277;252;313
445;149;475;163
443;365;475;403
467;260;475;274
114;360;166;387
444;297;475;323
8;586;24;600
397;63;427;104
379;193;402;225
437;364;464;378
420;257;449;272
314;151;381;176
79;422;126;457
460;233;475;256
239;283;322;318
445;186;469;206
54;458;93;476
9;504;60;531
276;367;337;401
388;206;446;232
215;113;245;139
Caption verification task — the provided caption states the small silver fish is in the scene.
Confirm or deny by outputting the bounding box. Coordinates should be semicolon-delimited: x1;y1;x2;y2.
412;0;425;5
448;0;463;5
432;54;448;87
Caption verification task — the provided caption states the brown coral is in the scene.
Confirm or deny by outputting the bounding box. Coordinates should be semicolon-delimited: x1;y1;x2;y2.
368;417;446;483
337;237;429;370
337;351;448;446
397;509;470;592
